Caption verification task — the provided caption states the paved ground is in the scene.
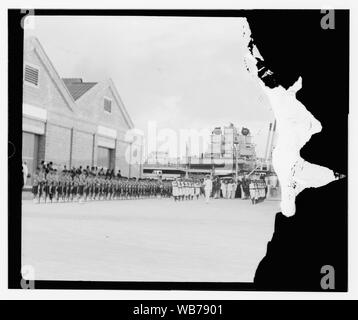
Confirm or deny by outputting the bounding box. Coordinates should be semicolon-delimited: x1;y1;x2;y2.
22;197;279;282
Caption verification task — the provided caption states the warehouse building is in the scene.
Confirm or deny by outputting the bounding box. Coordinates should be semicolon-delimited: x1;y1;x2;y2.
22;37;142;184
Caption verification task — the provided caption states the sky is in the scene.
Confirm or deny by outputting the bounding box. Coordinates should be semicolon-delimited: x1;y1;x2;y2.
25;16;274;157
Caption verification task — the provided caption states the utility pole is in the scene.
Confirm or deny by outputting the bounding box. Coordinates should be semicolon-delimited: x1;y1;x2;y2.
264;122;272;161
268;120;276;161
234;144;239;180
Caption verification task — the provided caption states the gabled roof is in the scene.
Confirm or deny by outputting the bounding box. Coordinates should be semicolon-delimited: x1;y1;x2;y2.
74;78;135;129
62;78;98;101
25;37;135;129
107;78;134;129
25;37;77;112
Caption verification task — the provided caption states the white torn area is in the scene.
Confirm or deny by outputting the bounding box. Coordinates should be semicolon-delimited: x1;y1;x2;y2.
242;20;341;217
259;80;338;217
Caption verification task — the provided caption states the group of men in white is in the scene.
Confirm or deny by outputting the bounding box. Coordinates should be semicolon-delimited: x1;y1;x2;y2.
171;178;202;201
216;179;239;199
171;176;216;203
171;174;273;204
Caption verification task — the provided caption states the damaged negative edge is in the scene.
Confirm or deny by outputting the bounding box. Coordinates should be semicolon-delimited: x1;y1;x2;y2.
243;20;344;217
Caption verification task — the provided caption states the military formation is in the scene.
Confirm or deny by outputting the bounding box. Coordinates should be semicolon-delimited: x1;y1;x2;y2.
31;165;173;204
248;179;267;205
30;163;269;205
171;178;203;201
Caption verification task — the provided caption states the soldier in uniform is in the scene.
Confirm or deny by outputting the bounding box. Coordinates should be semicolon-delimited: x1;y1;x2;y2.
242;176;250;200
185;179;190;200
72;172;80;201
195;179;201;200
66;171;73;202
157;181;162;198
249;179;257;205
117;178;122;200
172;178;179;201
185;179;190;201
109;175;114;200
126;179;130;199
111;176;116;200
100;174;105;200
78;170;86;203
83;172;89;202
50;170;59;203
103;176;108;200
98;174;103;200
133;179;138;199
131;179;135;199
169;180;173;197
114;177;119;200
124;179;128;199
62;171;68;202
93;174;99;200
32;167;40;203
38;167;47;203
124;179;129;199
87;173;94;201
56;170;64;202
44;169;53;203
177;178;182;201
189;179;195;200
106;175;111;200
108;176;114;200
123;178;128;199
60;170;67;202
203;175;213;204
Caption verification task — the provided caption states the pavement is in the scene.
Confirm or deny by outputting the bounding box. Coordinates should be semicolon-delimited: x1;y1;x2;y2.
22;197;279;282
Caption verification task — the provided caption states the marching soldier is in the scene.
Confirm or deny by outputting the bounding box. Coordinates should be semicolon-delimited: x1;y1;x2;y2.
93;174;100;200
172;178;179;201
66;171;73;202
194;179;201;200
50;170;58;203
56;170;64;202
32;167;40;203
59;170;66;202
44;169;52;203
203;175;213;204
249;179;258;205
72;173;80;202
78;170;86;203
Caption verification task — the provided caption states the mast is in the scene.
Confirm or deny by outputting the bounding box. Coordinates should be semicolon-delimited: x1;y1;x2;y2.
268;120;276;161
264;122;272;161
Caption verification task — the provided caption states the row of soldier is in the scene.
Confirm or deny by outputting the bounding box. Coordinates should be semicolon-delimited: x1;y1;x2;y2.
32;167;173;203
171;178;203;201
30;165;269;204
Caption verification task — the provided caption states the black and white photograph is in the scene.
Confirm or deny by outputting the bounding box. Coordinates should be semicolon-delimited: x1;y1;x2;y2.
20;14;285;285
4;3;355;299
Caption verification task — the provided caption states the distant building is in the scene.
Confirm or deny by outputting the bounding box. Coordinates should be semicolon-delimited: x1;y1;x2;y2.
206;123;256;160
142;123;258;177
22;37;142;183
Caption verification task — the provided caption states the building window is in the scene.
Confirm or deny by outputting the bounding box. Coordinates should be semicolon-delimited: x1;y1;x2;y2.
104;97;112;113
24;64;39;87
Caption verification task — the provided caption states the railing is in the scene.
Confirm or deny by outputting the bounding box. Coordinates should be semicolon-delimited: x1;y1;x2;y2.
143;162;185;169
